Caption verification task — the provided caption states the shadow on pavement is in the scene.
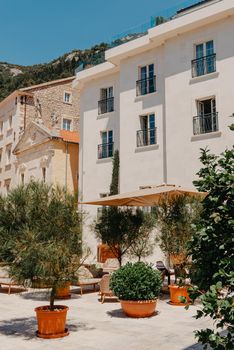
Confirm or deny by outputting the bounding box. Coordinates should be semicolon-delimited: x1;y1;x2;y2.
107;308;159;319
20;290;81;301
0;317;92;340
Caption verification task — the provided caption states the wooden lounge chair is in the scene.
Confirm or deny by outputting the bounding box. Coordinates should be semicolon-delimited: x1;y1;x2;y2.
156;261;174;286
102;258;120;274
99;274;114;303
0;266;27;294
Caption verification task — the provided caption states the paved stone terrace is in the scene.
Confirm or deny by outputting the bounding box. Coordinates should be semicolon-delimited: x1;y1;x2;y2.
0;287;213;350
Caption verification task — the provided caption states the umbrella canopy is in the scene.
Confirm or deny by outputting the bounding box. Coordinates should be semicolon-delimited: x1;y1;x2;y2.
81;184;206;207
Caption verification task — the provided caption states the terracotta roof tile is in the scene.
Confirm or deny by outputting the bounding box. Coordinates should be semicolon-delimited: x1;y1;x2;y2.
59;130;79;143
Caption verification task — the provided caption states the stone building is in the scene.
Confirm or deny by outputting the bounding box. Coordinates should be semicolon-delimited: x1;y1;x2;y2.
0;76;79;195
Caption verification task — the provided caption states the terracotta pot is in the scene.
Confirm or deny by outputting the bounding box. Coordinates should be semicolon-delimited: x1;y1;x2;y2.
32;279;52;289
169;284;191;305
35;305;69;339
170;254;187;265
55;282;71;299
120;300;157;318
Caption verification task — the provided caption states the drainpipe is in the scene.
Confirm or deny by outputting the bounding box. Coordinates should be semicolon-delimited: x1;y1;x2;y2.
65;141;68;190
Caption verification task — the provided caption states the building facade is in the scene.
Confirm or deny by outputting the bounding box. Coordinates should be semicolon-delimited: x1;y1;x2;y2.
0;77;79;194
75;0;234;261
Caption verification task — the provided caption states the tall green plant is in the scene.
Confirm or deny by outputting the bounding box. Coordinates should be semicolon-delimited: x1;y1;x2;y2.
0;182;82;310
154;194;201;263
110;150;119;195
189;147;234;350
95;207;152;266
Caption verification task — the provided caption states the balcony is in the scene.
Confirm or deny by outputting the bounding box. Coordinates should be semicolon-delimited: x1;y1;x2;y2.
137;128;157;147
98;97;114;115
191;54;216;78
136;76;156;96
193;112;218;135
98;142;114;159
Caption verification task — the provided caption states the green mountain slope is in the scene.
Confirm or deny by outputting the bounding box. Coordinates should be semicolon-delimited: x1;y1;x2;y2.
0;43;109;101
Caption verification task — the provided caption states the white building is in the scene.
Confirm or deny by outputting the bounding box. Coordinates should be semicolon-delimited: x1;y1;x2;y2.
75;0;234;261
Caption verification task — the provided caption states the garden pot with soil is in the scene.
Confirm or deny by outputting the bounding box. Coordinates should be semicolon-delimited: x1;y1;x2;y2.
35;305;69;339
120;299;157;318
169;284;191;306
55;282;71;299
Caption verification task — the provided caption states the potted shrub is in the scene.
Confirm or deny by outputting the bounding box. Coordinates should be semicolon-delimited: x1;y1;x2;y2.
168;263;192;305
154;194;201;305
110;262;162;318
0;182;82;338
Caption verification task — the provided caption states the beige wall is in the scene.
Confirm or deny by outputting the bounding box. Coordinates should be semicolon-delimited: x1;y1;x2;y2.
14;140;78;193
52;141;78;193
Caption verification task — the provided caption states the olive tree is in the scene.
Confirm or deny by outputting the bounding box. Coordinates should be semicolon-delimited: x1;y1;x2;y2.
0;182;83;310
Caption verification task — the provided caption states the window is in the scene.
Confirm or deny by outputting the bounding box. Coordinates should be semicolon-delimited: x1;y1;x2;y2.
136;64;156;96
97;193;108;219
193;98;218;135
42;167;46;182
192;40;216;77
137;114;156;147
62;118;72;131
0;121;3;135
8;115;12;129
6;145;12;165
21;173;25;185
98;130;113;159
0;149;2;164
98;87;114;114
64;92;72;104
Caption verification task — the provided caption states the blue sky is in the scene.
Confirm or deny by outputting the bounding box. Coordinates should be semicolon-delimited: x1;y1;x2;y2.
0;0;199;66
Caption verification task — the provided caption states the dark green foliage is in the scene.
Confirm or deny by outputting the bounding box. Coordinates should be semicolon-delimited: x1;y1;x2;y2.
109;150;120;196
0;182;82;309
189;147;234;349
154;16;167;25
95;208;152;266
110;262;162;301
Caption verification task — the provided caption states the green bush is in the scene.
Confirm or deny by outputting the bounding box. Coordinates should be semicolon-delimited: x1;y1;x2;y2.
110;262;162;301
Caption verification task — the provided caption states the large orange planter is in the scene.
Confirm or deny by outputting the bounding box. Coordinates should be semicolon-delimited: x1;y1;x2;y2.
169;285;191;306
120;300;157;318
35;305;69;339
55;283;71;299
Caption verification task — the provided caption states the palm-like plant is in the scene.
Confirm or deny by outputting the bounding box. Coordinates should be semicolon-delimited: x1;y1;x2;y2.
0;182;82;309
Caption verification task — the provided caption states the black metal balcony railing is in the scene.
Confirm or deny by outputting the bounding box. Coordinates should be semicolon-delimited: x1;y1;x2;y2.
98;97;114;115
191;54;216;78
136;76;156;96
98;142;114;159
193;112;218;135
137;127;157;147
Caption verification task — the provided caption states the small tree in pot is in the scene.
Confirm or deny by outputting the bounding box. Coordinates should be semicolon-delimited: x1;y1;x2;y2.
154;194;202;305
110;262;162;318
0;182;82;339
